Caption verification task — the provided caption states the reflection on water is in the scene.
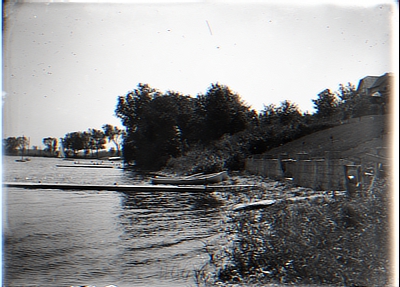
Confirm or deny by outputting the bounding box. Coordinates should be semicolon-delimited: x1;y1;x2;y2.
3;156;223;287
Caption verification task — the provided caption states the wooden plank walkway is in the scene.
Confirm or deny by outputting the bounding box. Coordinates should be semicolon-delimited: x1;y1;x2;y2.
3;182;257;193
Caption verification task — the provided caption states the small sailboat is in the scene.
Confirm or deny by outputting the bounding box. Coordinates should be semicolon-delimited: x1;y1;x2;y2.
57;140;74;160
15;136;30;162
57;141;66;158
15;157;30;162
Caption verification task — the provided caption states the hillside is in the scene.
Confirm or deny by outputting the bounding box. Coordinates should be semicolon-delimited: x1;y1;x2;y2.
263;115;390;161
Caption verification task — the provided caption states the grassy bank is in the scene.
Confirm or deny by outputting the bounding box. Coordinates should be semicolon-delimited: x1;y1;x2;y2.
195;174;392;286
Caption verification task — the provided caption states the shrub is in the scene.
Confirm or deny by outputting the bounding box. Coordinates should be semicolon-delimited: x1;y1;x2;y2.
197;177;391;286
166;145;225;174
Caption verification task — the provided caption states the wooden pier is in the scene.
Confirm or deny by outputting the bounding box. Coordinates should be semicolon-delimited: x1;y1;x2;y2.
3;182;257;193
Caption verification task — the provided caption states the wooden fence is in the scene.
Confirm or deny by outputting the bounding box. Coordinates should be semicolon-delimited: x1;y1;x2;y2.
245;149;389;191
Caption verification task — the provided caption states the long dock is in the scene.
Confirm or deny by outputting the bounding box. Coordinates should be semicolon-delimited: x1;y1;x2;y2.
55;164;117;169
3;182;257;193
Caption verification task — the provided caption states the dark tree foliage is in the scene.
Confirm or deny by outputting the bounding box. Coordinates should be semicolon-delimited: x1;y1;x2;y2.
335;83;374;119
329;82;387;120
337;83;357;120
3;136;30;156
102;124;125;156
312;89;339;119
115;83;159;165
61;129;107;158
3;137;20;155
260;101;302;128
198;83;254;143
114;77;391;172
137;94;184;169
248;101;310;155
15;136;30;157
116;83;255;170
88;128;107;158
43;137;58;155
116;84;196;170
62;132;88;157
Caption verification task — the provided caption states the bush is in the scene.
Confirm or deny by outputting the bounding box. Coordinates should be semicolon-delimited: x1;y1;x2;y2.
197;177;391;286
166;145;225;174
166;134;248;174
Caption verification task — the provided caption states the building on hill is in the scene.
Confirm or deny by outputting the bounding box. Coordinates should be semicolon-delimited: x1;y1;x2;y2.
356;72;393;97
356;75;380;96
356;72;393;114
367;72;393;99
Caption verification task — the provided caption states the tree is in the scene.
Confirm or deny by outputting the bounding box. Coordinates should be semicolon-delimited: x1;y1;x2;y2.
115;84;202;169
115;83;257;170
116;85;187;169
88;128;106;158
115;83;159;165
312;89;339;119
198;83;253;142
116;83;157;165
62;132;88;157
3;137;20;154
102;124;125;156
16;136;30;157
43;137;58;156
336;83;358;120
259;103;278;126
115;83;157;134
274;100;302;127
82;131;93;157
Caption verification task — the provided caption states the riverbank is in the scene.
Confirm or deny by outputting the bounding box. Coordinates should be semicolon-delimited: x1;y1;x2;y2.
195;172;393;286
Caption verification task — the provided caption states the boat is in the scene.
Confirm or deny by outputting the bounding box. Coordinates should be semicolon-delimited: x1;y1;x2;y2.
15;158;30;163
151;171;228;185
15;136;31;162
57;140;74;160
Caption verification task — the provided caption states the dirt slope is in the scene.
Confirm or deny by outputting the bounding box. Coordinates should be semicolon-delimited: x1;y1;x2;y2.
263;115;390;161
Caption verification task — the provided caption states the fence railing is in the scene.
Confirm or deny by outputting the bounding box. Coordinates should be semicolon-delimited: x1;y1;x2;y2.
245;149;388;192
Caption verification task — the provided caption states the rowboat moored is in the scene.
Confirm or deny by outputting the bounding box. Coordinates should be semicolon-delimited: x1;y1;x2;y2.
151;171;228;185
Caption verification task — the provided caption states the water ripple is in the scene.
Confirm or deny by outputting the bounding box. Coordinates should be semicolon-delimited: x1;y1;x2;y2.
4;156;222;287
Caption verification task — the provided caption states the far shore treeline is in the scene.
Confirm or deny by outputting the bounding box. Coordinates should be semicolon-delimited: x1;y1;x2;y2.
3;79;391;171
3;125;125;160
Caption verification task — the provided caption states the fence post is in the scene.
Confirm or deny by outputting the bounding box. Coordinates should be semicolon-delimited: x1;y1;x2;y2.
344;165;362;198
293;153;309;187
278;154;285;178
325;152;332;190
312;160;319;190
344;165;353;198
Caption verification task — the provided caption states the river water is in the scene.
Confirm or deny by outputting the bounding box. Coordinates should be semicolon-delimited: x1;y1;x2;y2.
3;156;223;287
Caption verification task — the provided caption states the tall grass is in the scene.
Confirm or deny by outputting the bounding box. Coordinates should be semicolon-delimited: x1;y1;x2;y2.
196;177;391;286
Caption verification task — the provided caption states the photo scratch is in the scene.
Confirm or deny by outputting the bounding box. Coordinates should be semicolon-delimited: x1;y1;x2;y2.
206;20;212;35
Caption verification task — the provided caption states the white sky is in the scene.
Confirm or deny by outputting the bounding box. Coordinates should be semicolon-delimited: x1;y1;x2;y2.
2;0;398;148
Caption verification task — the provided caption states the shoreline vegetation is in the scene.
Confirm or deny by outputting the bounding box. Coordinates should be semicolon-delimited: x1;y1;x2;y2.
194;173;392;287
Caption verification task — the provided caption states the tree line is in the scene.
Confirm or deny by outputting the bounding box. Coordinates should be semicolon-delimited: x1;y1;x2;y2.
3;124;125;158
3;80;389;169
115;81;389;172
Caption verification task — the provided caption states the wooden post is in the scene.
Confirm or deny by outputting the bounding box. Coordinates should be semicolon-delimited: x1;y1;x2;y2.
325;152;333;191
375;162;382;179
344;165;362;198
356;165;362;191
344;165;354;198
278;154;285;178
312;160;317;190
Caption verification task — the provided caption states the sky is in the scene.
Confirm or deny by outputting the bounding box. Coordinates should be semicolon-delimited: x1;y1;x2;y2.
2;0;398;148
